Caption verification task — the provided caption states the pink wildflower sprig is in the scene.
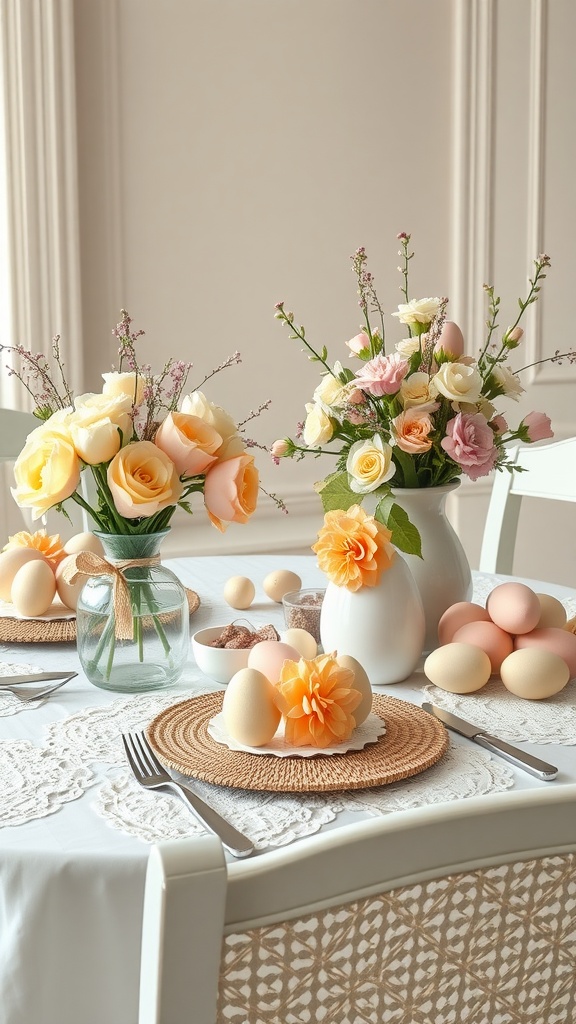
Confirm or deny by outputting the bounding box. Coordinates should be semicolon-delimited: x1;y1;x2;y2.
351;247;386;356
1;336;73;418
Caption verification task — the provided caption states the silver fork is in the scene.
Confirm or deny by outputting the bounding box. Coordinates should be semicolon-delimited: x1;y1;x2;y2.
122;731;254;859
4;675;75;703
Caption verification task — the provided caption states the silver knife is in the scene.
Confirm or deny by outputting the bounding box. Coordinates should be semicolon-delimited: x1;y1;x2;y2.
422;702;558;781
0;671;78;686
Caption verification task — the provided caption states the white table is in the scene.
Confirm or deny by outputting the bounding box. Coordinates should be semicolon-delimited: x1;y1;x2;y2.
1;555;575;1024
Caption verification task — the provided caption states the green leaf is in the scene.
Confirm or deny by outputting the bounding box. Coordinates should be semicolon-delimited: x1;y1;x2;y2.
314;471;358;513
375;499;422;558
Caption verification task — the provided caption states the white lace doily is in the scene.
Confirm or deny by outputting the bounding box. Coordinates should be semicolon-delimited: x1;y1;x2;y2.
0;661;47;718
422;677;576;744
0;740;93;827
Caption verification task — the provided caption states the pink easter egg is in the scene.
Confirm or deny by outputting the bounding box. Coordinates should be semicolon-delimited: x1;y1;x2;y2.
438;601;490;646
486;582;541;635
452;620;514;674
514;627;576;679
247;640;300;685
434;321;465;358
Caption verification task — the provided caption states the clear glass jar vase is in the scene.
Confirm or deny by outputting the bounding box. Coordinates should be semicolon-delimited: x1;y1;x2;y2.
76;530;189;692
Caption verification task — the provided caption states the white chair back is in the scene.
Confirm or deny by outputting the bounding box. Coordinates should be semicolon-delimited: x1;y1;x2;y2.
139;786;576;1024
479;437;576;574
0;408;37;461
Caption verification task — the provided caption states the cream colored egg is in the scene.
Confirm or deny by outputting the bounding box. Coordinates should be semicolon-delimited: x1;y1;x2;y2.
223;575;255;610
500;648;570;700
335;654;373;726
535;593;567;629
247;640;301;684
63;532;104;556
280;628;318;659
11;559;56;617
0;547;46;602
424;643;492;693
55;554;85;610
514;626;576;679
222;667;281;746
263;569;302;603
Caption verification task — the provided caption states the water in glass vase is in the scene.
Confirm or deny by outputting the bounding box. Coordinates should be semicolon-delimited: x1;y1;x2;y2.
75;531;189;692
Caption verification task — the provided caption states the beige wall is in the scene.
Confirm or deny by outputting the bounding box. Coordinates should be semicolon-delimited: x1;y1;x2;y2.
2;0;575;582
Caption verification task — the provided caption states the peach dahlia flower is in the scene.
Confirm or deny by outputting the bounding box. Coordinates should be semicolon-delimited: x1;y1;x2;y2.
2;529;66;569
311;505;395;592
275;653;362;748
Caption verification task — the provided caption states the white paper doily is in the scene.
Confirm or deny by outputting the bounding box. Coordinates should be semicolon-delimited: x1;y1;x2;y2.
207;710;386;757
0;597;75;621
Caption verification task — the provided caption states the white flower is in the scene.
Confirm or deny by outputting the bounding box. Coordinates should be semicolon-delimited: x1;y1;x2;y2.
491;364;525;402
303;403;333;446
69;392;133;464
432;362;483;405
391;297;442;327
102;371;145;406
400;371;437;409
313;363;347;409
346;434;395;493
395;336;422;359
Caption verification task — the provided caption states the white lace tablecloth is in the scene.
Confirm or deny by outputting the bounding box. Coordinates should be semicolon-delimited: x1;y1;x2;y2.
1;556;576;1024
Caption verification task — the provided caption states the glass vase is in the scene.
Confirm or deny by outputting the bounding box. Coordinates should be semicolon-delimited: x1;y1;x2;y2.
76;530;189;692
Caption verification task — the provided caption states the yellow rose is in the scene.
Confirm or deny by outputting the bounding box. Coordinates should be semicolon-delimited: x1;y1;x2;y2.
346;435;395;493
107;440;183;519
69;392;133;464
313;363;347;409
399;371;436;408
102;371;146;407
303;403;333;446
12;416;81;520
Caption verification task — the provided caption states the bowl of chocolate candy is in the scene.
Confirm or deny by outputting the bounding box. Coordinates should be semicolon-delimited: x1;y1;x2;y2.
191;622;279;684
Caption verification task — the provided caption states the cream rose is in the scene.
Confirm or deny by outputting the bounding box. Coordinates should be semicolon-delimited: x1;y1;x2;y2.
154;412;222;476
102;371;146;407
399;371;437;409
391;297;442;328
432;362;483;405
346;434;395;493
12;415;81;520
395;337;422;359
313;363;347;409
180;390;243;458
203;454;259;532
490;364;525;401
107;440;182;519
69;392;133;464
303;403;333;446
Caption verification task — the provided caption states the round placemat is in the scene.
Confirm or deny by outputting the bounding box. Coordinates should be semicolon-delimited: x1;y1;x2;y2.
0;587;200;644
146;693;449;792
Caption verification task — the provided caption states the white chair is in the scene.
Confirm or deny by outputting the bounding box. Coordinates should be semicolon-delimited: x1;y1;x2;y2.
479;437;576;574
139;786;576;1024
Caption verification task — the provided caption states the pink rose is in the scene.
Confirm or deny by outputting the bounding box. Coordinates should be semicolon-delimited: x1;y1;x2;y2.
441;412;499;480
203;453;259;532
522;411;553;443
354;353;409;397
346;332;371;356
154;412;221;476
392;408;435;454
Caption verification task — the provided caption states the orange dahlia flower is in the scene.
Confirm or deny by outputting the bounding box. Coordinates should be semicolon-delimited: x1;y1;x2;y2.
274;653;362;748
2;530;66;569
311;504;395;591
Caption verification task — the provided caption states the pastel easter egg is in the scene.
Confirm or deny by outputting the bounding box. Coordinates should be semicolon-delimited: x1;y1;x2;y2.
438;601;490;645
424;643;492;693
222;667;281;746
434;321;465;358
514;626;576;679
535;594;567;629
11;559;56;617
0;547;47;602
247;640;301;684
486;582;541;635
335;653;373;726
500;648;570;700
452;620;514;673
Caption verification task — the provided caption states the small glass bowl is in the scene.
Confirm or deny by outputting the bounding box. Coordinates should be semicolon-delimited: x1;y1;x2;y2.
282;588;326;644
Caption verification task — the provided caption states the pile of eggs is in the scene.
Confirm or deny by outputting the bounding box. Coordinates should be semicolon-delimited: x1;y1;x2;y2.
221;632;372;747
0;532;103;616
425;582;576;700
223;569;302;609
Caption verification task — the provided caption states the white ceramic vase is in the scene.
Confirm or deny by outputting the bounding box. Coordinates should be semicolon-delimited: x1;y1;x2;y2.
319;553;425;686
392;482;473;654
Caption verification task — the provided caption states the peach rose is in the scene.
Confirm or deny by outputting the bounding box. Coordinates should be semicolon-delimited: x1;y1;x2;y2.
312;505;395;591
154;412;222;476
274;653;361;748
107;440;183;519
203;453;259;532
12;416;81;520
392;408;435;454
180;390;244;459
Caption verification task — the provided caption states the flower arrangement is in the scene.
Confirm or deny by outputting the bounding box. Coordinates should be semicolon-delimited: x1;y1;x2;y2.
2;310;268;535
272;235;575;555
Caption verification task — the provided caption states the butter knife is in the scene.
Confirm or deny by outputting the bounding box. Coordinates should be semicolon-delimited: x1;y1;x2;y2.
0;671;78;686
421;702;558;781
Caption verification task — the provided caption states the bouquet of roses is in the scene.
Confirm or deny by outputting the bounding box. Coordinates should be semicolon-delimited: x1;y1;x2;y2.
3;310;265;535
272;234;575;555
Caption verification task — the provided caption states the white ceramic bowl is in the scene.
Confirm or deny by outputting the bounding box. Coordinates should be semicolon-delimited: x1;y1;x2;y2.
191;626;251;684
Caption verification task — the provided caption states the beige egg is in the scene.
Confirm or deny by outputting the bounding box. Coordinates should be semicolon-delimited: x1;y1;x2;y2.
55;554;85;610
263;569;302;603
335;654;373;726
222;667;281;746
486;582;541;635
247;640;301;684
63;532;104;556
223;575;255;610
280;628;318;659
11;559;56;617
0;547;46;602
500;648;570;700
535;593;567;629
424;643;492;693
514;626;576;679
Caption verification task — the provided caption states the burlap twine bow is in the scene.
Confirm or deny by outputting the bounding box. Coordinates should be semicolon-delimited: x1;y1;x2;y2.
62;550;161;640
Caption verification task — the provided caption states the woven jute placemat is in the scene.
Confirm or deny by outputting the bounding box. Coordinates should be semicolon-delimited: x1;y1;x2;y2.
146;693;449;793
0;587;200;644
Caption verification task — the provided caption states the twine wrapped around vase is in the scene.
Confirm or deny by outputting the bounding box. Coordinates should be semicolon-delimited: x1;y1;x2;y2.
63;551;161;640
